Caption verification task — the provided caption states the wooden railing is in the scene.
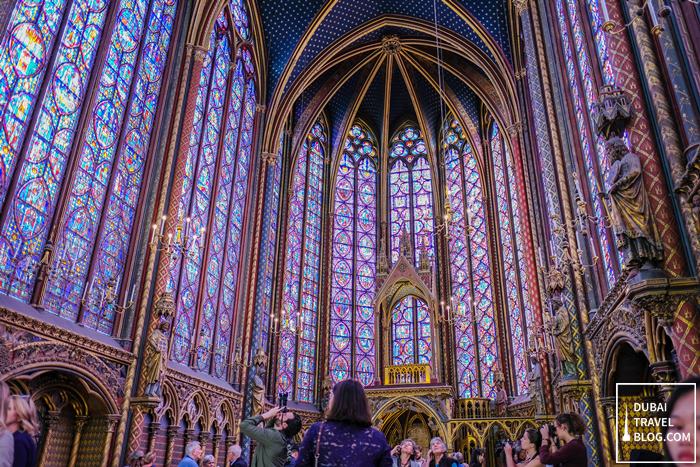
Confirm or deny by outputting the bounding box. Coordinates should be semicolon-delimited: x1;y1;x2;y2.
383;364;431;385
455;398;492;418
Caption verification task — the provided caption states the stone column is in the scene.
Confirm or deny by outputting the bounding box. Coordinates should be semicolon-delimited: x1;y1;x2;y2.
68;416;88;467
38;411;62;463
101;416;120;467
164;425;179;466
147;419;160;454
211;434;222;462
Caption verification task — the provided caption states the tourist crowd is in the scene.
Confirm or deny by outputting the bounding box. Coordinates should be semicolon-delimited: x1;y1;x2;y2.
1;374;697;466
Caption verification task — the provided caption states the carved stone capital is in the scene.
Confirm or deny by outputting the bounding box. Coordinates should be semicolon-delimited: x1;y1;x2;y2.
74;415;89;432
514;0;529;14
106;415;120;433
256;104;266;114
506;122;522;138
189;44;208;62
167;425;179;437
45;410;62;428
261;151;277;166
599;396;617;421
650;361;677;400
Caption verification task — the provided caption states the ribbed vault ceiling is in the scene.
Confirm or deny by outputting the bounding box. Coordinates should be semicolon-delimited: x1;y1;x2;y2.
256;1;520;158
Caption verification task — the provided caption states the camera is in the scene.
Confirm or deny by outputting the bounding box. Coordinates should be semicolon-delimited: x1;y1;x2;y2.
547;424;557;439
278;392;289;412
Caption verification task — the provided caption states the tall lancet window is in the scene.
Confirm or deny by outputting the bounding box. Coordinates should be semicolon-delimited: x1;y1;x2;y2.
0;0;178;333
554;0;620;287
277;120;326;402
491;122;533;395
167;6;256;377
391;296;432;366
443;119;497;398
389;126;434;265
329;124;377;386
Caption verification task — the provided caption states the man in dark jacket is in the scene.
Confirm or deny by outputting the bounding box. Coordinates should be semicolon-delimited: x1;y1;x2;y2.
240;406;302;467
227;444;247;467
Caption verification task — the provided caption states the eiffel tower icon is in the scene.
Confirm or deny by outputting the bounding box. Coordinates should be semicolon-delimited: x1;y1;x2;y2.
622;404;631;442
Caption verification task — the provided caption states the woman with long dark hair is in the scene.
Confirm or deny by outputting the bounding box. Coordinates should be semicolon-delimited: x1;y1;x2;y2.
663;376;700;465
293;379;392;466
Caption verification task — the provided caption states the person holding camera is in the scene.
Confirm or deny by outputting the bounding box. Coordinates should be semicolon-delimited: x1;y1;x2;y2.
391;439;421;467
240;403;302;467
538;413;587;467
504;429;543;467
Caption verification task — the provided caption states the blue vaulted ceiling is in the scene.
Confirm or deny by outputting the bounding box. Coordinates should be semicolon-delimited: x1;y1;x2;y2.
257;0;512;100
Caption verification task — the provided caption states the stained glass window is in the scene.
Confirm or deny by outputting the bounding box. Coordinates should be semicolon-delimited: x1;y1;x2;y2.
555;0;621;287
171;22;229;365
0;0;178;333
443;119;497;398
277;121;326;402
391;296;432;366
490;122;531;396
329;124;377;386
44;0;178;327
389;126;434;266
168;9;257;376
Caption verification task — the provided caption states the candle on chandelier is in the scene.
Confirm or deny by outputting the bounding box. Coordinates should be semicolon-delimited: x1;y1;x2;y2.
159;215;166;235
81;281;89;302
129;284;136;303
150;224;157;243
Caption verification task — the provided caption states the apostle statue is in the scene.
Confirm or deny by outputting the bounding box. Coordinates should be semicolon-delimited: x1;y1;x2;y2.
494;380;508;417
549;296;577;378
143;319;170;397
603;137;663;269
252;347;268;416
